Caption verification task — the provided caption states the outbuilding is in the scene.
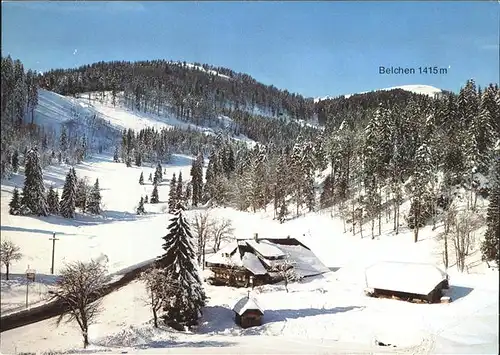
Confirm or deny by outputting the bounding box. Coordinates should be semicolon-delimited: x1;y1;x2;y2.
232;294;264;328
364;261;450;303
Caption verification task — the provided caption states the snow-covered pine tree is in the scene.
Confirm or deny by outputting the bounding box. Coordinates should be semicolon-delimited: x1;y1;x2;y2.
481;154;499;267
60;126;68;159
60;170;77;218
190;153;203;206
157;203;206;326
9;187;21;215
136;196;146;215
168;173;177;213
11;150;19;173
148;172;152;182
176;171;184;203
139;171;144;185
150;184;159;204
47;185;60;215
21;148;48;216
185;182;192;205
86;179;102;215
113;146;119;162
408;143;433;242
154;163;163;185
75;178;89;213
145;194;149;203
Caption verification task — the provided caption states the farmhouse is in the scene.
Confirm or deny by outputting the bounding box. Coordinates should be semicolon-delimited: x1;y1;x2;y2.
205;234;329;287
364;261;450;303
233;294;264;328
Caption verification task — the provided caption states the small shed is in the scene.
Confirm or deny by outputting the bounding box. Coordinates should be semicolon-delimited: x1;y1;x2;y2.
232;294;264;328
365;261;449;303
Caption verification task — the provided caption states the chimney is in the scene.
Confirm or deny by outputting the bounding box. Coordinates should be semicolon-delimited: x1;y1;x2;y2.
254;233;259;242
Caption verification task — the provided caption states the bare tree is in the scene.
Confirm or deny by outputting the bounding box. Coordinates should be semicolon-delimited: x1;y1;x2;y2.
141;266;180;328
49;259;107;348
0;239;22;280
271;256;302;293
192;211;214;268
441;203;458;269
452;211;478;272
210;218;234;253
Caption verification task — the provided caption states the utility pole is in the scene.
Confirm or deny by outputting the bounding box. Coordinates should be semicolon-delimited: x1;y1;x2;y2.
49;233;59;274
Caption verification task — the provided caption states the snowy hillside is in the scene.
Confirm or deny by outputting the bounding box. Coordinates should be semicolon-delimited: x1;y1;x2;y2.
74;92;256;146
1;150;498;354
315;84;442;102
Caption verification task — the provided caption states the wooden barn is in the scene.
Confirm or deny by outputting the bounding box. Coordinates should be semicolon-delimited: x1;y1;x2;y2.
233;294;264;328
364;261;450;303
205;234;329;287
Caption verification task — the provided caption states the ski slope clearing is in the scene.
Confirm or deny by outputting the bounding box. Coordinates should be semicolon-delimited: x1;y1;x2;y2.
0;154;498;354
75;92;256;146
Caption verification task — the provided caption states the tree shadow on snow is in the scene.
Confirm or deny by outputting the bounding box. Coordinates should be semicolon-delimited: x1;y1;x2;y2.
263;306;364;324
0;225;82;237
29;210;157;228
449;285;474;302
134;339;237;349
1;272;60;285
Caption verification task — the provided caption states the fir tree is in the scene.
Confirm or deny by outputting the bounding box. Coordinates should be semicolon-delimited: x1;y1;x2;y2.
157;204;206;326
11;150;19;173
75;178;89;213
86;179;102;215
148;172;153;182
139;171;144;185
60;170;77;218
9;187;21;215
185;182;192;205
168;173;177;212
113;146;119;162
154;163;163;185
150;184;159;204
481;155;499;266
145;194;149;203
21;148;48;216
136;196;146;215
190;153;204;206
47;185;60;215
176;171;184;203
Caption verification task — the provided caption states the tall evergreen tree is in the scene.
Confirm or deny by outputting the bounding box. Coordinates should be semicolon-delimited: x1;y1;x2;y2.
150;183;159;204
168;173;177;212
21;148;48;216
190;153;203;206
113;146;119;162
47;185;60;215
75;178;89;213
157;204;206;326
481;155;499;266
9;187;21;215
154;163;163;185
11;150;19;173
86;179;102;215
139;171;144;185
176;171;184;203
136;196;146;215
60;169;77;218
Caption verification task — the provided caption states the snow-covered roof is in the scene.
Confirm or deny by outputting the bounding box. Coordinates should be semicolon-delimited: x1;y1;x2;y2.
278;245;330;277
246;240;285;259
205;241;243;267
232;296;264;315
365;261;448;296
241;253;267;275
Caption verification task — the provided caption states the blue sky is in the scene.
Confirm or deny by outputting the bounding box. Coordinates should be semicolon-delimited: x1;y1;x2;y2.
2;1;498;98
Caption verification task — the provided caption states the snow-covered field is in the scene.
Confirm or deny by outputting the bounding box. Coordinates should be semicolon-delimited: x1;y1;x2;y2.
0;89;498;355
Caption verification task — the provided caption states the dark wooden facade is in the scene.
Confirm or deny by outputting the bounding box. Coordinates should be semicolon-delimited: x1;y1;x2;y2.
235;309;263;328
207;265;270;287
372;280;449;304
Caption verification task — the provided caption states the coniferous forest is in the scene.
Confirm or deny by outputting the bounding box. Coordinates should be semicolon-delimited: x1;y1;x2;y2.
2;55;499;268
